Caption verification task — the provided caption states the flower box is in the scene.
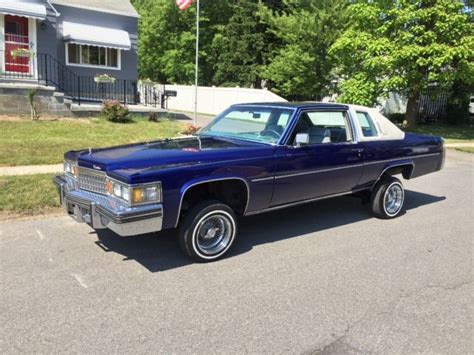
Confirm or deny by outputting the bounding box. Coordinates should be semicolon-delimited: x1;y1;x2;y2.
94;74;116;84
11;49;34;59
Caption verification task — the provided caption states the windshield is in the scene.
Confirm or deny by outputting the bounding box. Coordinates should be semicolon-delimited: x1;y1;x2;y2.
199;106;295;144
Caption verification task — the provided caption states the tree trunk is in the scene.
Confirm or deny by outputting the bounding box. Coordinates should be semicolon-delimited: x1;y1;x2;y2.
405;93;419;128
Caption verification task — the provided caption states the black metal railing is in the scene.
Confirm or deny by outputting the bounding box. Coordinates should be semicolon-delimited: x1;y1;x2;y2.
74;76;138;105
37;52;78;98
0;50;138;105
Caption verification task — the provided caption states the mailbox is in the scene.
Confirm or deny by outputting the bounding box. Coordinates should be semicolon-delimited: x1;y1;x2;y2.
164;90;177;97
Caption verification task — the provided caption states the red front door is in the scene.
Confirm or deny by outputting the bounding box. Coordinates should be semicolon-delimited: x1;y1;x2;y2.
4;15;30;73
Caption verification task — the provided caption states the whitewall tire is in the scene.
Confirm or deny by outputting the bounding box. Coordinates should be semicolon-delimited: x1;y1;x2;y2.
178;200;237;262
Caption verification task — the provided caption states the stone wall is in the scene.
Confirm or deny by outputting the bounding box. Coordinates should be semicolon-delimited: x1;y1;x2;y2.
0;85;73;117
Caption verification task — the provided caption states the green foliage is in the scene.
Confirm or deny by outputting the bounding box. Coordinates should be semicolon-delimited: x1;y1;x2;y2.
446;80;471;125
259;0;348;100
386;113;406;124
213;1;270;88
148;111;159;122
133;0;472;126
330;0;474;125
27;89;39;121
101;100;130;122
337;73;378;106
136;0;231;85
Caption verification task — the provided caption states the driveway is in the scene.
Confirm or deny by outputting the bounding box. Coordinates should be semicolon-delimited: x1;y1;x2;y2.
1;151;472;354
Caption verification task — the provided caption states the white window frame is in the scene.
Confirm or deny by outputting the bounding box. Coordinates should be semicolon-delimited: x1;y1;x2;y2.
0;15;38;77
65;43;121;71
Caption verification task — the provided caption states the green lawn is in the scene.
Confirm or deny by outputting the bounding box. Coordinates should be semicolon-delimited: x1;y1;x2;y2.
0;117;185;166
0;173;60;218
407;124;474;143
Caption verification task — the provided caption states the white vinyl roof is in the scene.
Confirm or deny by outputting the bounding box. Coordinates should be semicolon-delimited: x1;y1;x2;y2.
62;21;131;50
0;0;47;20
348;104;405;141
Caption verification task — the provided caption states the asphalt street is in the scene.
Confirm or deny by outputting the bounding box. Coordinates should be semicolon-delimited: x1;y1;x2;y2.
1;150;472;354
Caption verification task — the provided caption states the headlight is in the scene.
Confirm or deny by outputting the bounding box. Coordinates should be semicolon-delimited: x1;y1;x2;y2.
106;179;130;202
64;160;78;178
106;178;161;205
131;185;161;205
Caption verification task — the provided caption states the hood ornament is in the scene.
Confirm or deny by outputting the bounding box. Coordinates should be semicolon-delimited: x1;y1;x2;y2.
92;165;101;170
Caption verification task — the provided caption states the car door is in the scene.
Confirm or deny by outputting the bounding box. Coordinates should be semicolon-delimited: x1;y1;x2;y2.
270;109;364;206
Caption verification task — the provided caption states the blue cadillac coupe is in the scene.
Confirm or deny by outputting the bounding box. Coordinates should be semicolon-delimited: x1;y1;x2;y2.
54;102;445;262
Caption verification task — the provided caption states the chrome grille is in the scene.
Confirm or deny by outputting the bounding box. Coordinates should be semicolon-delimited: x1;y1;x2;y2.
78;167;107;195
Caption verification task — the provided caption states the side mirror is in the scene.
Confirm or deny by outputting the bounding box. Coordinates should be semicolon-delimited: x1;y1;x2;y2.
295;133;309;147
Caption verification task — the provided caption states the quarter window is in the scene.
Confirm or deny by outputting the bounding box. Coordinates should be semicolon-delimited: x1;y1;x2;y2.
356;111;378;137
67;44;119;69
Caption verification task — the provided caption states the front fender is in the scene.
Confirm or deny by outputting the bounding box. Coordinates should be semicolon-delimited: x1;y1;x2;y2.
173;175;251;228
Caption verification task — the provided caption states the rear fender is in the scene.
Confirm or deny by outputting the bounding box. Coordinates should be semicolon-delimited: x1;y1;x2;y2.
372;160;415;189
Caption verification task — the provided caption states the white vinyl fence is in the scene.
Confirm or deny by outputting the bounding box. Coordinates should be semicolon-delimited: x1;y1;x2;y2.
138;83;287;115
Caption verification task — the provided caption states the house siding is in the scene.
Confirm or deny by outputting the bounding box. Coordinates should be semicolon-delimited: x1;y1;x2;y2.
1;0;138;107
36;1;58;60
50;4;138;81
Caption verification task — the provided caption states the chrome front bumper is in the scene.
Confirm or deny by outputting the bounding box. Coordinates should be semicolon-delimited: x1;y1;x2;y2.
53;175;163;236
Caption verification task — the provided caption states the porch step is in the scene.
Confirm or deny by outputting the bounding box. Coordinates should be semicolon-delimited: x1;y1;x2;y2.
0;81;55;92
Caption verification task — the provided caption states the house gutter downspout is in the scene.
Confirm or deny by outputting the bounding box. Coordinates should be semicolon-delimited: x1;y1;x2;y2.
47;0;60;16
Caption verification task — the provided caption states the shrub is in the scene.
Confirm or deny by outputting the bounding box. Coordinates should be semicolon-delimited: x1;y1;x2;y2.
27;89;39;121
446;82;470;125
101;100;130;122
386;113;405;124
181;124;201;135
148;111;159;122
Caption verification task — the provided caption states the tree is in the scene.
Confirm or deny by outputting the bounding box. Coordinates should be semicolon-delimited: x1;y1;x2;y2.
330;0;474;127
135;0;231;85
259;0;349;100
212;1;269;88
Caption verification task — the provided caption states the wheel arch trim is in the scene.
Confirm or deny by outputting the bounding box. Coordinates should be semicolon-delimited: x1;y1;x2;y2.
372;160;415;189
174;176;251;228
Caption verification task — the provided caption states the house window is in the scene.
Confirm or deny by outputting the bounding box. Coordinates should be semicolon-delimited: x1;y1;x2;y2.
66;44;119;69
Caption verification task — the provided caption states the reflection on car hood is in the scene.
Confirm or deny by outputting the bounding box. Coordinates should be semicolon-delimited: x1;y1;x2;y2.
72;136;273;173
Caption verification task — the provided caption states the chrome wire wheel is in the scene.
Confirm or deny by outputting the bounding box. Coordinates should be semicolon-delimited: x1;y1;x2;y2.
383;182;404;216
193;211;234;256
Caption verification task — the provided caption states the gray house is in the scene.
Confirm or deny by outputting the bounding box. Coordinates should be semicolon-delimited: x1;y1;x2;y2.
0;0;139;104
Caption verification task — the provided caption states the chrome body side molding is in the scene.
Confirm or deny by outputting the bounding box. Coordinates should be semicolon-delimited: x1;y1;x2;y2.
245;188;368;216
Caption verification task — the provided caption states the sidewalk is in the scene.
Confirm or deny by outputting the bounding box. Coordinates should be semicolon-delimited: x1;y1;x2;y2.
0;164;62;177
444;142;474;148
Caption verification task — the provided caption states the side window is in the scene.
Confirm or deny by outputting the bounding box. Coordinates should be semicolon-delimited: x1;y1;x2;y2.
289;111;351;145
356;111;378;137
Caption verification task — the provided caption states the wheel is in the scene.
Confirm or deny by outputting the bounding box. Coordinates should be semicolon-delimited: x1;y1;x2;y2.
178;200;238;262
371;176;405;219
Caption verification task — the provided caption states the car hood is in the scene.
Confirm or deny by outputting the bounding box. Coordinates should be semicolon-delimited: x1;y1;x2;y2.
68;136;274;178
